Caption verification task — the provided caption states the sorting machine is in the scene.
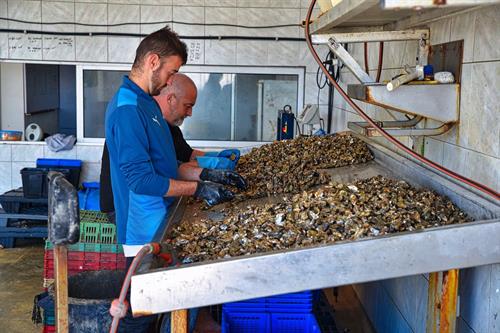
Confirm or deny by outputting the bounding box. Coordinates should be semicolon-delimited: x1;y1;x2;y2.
129;136;500;331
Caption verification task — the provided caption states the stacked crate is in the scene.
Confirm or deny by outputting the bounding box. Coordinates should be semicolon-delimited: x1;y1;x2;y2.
41;210;125;331
222;291;321;333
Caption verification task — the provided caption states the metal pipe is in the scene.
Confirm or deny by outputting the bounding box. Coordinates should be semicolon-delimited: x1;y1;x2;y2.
304;0;500;200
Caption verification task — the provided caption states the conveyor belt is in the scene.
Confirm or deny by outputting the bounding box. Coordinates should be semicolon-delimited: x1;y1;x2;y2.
130;139;500;315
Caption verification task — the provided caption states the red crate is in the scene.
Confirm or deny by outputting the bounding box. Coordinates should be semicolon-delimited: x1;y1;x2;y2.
45;250;85;261
100;252;117;262
83;261;100;270
100;261;117;270
43;325;56;333
84;252;101;262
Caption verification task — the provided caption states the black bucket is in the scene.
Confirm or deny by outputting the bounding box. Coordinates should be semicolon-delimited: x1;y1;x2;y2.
37;270;125;332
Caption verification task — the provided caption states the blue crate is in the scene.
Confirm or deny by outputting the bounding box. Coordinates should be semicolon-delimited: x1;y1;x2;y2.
271;313;320;333
222;311;270;333
224;290;315;313
37;158;82;168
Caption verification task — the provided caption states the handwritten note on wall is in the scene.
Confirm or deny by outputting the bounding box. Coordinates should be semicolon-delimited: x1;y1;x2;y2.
187;41;203;64
8;35;73;59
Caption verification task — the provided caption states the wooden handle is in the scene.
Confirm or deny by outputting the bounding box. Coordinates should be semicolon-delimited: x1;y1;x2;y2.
54;245;69;333
171;309;188;333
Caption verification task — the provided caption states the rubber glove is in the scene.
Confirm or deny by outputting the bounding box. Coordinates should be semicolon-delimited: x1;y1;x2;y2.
194;181;234;206
196;156;235;170
200;169;248;190
205;149;241;164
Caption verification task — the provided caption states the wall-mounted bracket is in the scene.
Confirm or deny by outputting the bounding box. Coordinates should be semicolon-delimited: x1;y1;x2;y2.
348;118;453;137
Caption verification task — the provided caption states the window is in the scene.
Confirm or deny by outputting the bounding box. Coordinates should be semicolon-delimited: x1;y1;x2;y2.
77;65;304;146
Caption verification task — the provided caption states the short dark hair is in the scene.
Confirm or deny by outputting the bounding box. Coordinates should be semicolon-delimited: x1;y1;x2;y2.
132;26;187;69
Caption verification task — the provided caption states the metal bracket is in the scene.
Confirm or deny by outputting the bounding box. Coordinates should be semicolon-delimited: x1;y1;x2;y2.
312;29;429;44
327;36;374;84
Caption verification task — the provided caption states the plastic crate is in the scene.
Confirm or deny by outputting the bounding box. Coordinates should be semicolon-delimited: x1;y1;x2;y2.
80;210;109;223
224;291;314;313
21;167;71;199
222;311;270;333
270;313;320;333
100;223;116;244
43;311;55;326
80;222;100;243
42;325;56;333
36;159;81;189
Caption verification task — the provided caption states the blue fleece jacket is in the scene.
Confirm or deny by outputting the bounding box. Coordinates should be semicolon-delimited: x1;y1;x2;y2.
105;76;177;245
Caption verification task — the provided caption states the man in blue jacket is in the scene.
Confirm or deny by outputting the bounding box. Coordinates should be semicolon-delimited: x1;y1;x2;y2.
105;27;246;332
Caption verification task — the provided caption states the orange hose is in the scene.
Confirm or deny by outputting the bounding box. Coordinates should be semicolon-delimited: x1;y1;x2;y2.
305;0;499;200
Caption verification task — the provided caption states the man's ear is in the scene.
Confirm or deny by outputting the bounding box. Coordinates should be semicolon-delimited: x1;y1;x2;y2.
145;52;161;71
167;93;176;103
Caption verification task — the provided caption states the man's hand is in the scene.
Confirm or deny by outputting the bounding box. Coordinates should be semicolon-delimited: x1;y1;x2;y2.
199;169;248;190
194;182;235;206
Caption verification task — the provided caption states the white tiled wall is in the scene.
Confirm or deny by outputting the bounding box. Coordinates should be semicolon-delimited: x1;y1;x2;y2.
0;143;103;195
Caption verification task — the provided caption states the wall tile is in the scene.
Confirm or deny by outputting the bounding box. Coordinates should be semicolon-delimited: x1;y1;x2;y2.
267;41;299;66
449;10;476;63
42;1;74;33
77;145;103;163
466;151;499;191
0;0;7;29
43;35;75;61
80;162;101;183
76;36;107;62
204;0;236;6
424;138;444;165
43;145;77;159
465;62;500;157
75;3;107;33
108;5;140;34
12;145;44;162
236;40;268;66
269;0;300;8
237;0;270;7
460;265;491;333
305;72;329;105
236;8;300;38
7;0;41;30
442;142;469;177
473;5;500;62
172;6;204;36
0;33;7;58
0;144;11;161
108;0;141;4
173;0;204;6
8;33;43;60
41;1;75;61
429;17;451;45
382;40;418;70
297;43;328;73
140;5;172;34
204;40;236;65
0;162;12;195
184;39;204;64
490;264;500;332
140;0;172;5
205;7;236;36
11;161;35;189
108;37;140;63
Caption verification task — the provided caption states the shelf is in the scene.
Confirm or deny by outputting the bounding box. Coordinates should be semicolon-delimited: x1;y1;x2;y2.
309;0;492;33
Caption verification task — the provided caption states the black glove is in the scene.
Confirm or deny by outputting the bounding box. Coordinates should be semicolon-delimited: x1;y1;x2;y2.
194;181;235;206
199;169;248;190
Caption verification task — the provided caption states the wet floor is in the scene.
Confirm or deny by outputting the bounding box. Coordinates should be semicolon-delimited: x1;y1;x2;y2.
0;241;44;333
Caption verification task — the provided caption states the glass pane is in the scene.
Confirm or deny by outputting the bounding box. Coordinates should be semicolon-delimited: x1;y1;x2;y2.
83;70;127;138
180;73;298;142
180;73;233;140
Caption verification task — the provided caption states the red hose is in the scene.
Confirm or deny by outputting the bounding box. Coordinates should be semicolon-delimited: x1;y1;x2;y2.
109;243;160;333
305;0;499;200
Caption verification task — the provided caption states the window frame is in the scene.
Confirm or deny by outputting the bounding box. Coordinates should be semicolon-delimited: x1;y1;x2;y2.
76;64;305;147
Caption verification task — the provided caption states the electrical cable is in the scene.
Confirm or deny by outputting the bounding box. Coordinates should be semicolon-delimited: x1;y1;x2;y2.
0;16;301;29
0;28;306;41
305;0;499;200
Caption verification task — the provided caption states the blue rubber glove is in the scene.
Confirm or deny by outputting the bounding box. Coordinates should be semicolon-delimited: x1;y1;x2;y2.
196;156;236;170
205;149;241;164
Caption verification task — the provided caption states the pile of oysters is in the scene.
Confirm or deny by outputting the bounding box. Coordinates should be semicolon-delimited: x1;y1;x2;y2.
170;175;471;263
235;134;373;199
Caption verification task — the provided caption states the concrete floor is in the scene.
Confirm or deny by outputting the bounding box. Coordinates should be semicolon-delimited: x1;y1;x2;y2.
0;242;45;333
0;242;375;333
